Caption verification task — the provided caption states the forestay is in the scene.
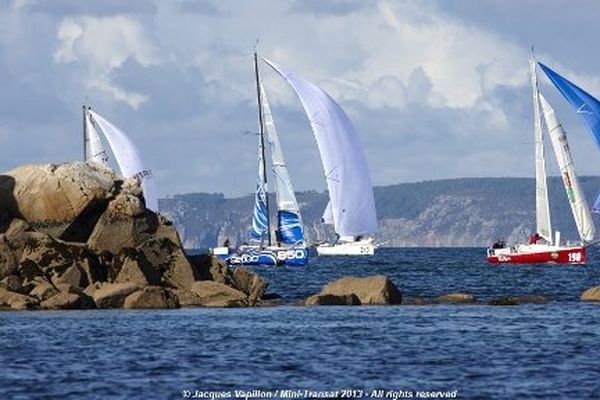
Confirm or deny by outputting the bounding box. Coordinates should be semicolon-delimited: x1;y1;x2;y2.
260;83;304;245
531;59;552;242
263;58;377;237
539;94;595;242
88;110;158;212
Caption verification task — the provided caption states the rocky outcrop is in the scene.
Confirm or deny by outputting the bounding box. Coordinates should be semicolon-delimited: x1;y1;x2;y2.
581;286;600;302
305;293;360;306
488;295;548;306
188;281;248;307
0;162;268;310
307;275;402;306
436;293;475;304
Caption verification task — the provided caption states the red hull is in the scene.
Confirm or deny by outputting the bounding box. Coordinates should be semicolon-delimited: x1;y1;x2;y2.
487;246;586;264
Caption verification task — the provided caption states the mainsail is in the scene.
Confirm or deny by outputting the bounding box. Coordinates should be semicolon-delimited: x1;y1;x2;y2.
88;110;158;212
260;83;304;245
539;94;595;242
263;58;377;237
83;107;109;166
250;131;269;241
539;62;600;211
531;59;552;242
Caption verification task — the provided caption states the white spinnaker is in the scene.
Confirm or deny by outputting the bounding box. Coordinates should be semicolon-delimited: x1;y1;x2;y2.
321;200;333;224
531;59;552;242
263;58;377;237
261;83;300;216
539;94;595;242
84;110;109;166
88;110;158;212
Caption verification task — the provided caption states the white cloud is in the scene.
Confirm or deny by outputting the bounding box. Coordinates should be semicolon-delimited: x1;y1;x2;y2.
53;15;160;108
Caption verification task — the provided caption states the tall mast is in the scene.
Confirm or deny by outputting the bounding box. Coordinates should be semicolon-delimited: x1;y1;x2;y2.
82;105;88;161
254;50;272;246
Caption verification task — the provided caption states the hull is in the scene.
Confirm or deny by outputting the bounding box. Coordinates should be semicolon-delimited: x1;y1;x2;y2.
213;246;309;266
487;243;585;264
316;238;375;256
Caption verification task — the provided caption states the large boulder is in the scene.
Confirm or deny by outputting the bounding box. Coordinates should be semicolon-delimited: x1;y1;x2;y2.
41;291;95;310
123;287;179;309
232;267;267;305
93;282;140;309
0;287;38;310
0;163;114;239
189;281;248;307
312;275;402;305
581;286;600;302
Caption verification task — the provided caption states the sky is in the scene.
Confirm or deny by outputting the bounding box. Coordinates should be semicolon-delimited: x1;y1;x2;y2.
2;0;600;198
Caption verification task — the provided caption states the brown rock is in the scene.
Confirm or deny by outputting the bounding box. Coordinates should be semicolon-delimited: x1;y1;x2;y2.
29;278;59;301
436;293;475;304
305;294;360;306
161;246;198;290
318;275;402;305
488;295;548;306
93;282;140;308
188;254;234;285
123;287;179;309
0;240;17;279
581;286;600;302
0;275;22;293
50;264;88;289
172;289;204;307
41;291;95;310
232;267;268;305
0;287;37;310
114;256;160;286
189;281;247;307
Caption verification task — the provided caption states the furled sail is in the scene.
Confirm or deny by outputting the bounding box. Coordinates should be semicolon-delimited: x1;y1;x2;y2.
539;62;600;211
539;94;595;242
250;132;269;241
260;83;304;245
531;59;552;242
88;110;158;211
263;58;377;237
84;109;110;166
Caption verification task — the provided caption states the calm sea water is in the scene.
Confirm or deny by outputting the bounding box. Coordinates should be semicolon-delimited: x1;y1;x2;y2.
2;247;600;399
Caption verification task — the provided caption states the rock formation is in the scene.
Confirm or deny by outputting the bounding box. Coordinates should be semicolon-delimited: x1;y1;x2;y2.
305;275;402;306
0;162;268;310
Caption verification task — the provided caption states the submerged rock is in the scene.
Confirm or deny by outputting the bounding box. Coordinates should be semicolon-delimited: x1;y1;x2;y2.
581;286;600;302
309;275;402;305
436;293;476;304
305;293;360;306
488;295;548;306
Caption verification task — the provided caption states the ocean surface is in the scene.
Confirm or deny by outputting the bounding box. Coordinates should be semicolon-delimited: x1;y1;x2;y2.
2;247;600;399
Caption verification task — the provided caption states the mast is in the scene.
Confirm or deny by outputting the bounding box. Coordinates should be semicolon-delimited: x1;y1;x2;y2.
530;53;553;243
254;50;272;246
82;105;88;161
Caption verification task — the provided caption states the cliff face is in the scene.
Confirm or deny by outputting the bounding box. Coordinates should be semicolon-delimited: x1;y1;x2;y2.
159;177;600;248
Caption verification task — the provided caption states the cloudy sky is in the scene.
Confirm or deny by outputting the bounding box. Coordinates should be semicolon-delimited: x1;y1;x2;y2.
2;0;600;198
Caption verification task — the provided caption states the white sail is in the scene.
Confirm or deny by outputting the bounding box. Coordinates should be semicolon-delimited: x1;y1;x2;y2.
84;109;110;166
88;110;158;212
531;58;552;242
264;58;377;237
260;83;305;245
539;94;595;242
321;200;333;224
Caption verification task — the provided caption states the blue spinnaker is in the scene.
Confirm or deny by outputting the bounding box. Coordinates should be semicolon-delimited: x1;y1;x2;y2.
250;181;268;241
539;62;600;211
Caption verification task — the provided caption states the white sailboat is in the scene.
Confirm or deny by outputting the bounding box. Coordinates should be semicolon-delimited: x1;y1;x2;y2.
263;58;378;256
487;57;593;264
85;109;159;212
216;51;308;266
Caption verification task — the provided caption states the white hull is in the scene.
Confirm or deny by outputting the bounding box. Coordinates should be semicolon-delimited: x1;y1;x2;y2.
316;238;375;256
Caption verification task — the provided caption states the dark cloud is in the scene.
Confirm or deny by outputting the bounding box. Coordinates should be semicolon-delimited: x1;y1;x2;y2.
20;0;156;16
288;0;368;16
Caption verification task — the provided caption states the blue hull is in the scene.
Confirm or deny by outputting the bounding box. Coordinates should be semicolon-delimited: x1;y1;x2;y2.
222;247;309;267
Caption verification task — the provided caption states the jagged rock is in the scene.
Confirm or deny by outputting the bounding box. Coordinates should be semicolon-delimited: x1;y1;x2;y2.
172;289;204;307
489;295;548;306
581;286;600;302
93;282;140;309
41;291;95;310
305;294;361;306
0;275;22;293
314;275;402;305
189;281;248;307
29;278;59;301
0;240;17;280
0;287;37;310
232;267;267;305
0;163;114;238
123;287;179;309
114;255;160;286
188;254;234;285
50;264;88;289
161;246;198;290
436;293;475;304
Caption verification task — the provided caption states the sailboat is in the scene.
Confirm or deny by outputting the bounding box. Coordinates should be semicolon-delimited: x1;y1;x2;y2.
263;58;378;256
217;51;309;266
487;57;594;264
83;106;159;212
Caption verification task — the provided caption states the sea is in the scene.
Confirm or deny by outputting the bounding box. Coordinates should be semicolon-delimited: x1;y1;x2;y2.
2;247;600;399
